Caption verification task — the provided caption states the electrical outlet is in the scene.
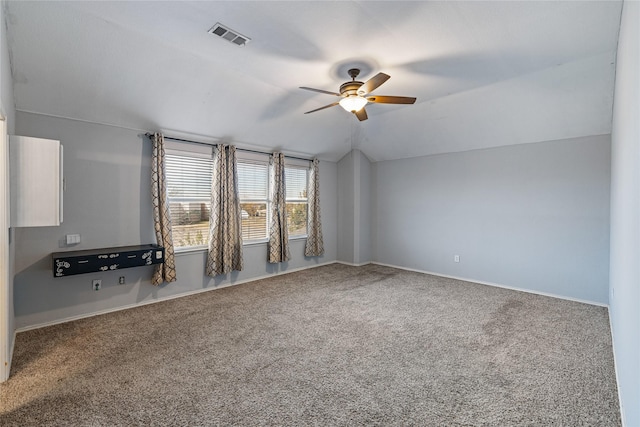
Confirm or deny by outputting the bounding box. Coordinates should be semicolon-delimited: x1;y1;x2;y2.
119;276;125;285
92;279;101;291
454;255;460;263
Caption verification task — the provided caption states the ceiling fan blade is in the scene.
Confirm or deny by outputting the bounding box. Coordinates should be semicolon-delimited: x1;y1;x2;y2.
299;87;342;97
304;101;340;114
357;73;390;95
366;95;417;104
354;107;368;121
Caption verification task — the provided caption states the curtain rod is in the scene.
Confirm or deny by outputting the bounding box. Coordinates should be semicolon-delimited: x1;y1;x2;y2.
145;133;312;162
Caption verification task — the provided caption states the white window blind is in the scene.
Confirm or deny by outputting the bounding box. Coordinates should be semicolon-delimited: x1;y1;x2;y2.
285;167;308;201
238;162;268;201
165;152;212;249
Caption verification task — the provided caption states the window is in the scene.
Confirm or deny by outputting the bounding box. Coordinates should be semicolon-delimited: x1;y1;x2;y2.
165;150;212;250
238;159;269;242
285;166;308;237
164;145;309;249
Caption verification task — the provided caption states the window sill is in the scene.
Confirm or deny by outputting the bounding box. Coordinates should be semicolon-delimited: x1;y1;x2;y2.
174;246;207;256
174;236;308;255
243;239;268;247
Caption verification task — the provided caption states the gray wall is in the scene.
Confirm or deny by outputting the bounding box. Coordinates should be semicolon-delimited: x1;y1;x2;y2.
337;151;354;263
356;150;372;265
337;149;372;265
0;1;13;130
372;135;611;304
609;1;639;425
13;111;337;329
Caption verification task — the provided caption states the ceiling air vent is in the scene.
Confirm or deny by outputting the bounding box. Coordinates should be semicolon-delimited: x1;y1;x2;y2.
208;23;250;46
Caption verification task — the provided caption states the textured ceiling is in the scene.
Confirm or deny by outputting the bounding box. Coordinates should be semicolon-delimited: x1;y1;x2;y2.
4;1;623;161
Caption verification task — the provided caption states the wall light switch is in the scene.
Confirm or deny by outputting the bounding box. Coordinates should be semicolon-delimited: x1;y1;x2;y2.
454;255;460;263
66;234;81;245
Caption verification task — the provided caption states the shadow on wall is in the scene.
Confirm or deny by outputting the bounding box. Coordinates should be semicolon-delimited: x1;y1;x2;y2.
139;134;154;248
15;239;329;328
14;255;152;324
198;255;289;289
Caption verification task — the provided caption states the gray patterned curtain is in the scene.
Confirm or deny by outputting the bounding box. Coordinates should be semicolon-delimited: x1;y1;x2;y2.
305;158;324;257
151;133;177;285
268;152;291;263
206;145;243;276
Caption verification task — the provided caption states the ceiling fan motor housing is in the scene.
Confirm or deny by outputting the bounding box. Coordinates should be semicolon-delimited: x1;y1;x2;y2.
340;81;364;97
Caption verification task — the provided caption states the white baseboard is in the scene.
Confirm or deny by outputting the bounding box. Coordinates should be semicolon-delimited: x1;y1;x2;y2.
608;312;626;426
371;261;608;308
335;261;372;267
9;329;15;374
0;330;15;383
15;261;338;333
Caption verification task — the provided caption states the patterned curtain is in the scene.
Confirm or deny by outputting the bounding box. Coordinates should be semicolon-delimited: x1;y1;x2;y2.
151;133;177;285
305;158;324;257
206;145;244;276
268;152;291;263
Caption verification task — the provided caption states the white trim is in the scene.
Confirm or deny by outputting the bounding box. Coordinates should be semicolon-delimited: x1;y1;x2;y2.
174;235;306;254
0;116;10;382
165;143;212;158
174;245;208;255
371;262;609;307
609;312;626;426
335;261;371;267
15;261;337;333
9;330;15;370
285;158;310;169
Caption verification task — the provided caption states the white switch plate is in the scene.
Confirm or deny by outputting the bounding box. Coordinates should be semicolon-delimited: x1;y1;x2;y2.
66;234;80;244
454;255;460;263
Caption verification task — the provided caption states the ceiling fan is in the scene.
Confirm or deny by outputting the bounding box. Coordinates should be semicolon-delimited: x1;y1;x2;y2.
300;68;416;121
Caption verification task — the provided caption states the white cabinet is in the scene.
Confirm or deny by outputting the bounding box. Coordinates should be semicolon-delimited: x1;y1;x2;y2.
10;136;63;227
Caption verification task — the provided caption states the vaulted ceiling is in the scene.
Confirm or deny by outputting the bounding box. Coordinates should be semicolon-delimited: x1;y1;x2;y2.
4;1;622;161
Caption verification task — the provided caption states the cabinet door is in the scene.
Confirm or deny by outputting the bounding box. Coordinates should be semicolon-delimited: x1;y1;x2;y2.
10;136;63;227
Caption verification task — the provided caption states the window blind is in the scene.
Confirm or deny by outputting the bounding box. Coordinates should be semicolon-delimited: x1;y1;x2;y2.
285;167;308;201
238;161;268;200
165;154;212;200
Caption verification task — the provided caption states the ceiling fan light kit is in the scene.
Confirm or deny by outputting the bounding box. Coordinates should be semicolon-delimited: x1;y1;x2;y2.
339;96;368;112
301;68;416;121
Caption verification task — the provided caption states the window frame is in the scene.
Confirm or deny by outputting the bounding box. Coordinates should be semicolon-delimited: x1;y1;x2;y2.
164;142;213;253
237;152;271;245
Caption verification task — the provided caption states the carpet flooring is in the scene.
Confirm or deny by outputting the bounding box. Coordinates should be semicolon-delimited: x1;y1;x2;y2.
0;264;620;426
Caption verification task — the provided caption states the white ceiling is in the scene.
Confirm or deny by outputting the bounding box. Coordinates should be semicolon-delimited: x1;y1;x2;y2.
4;1;623;162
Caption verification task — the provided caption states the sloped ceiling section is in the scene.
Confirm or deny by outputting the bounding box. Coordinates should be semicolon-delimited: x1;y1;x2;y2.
5;1;622;161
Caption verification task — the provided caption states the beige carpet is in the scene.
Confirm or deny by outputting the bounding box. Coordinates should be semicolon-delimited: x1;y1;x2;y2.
0;264;620;426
